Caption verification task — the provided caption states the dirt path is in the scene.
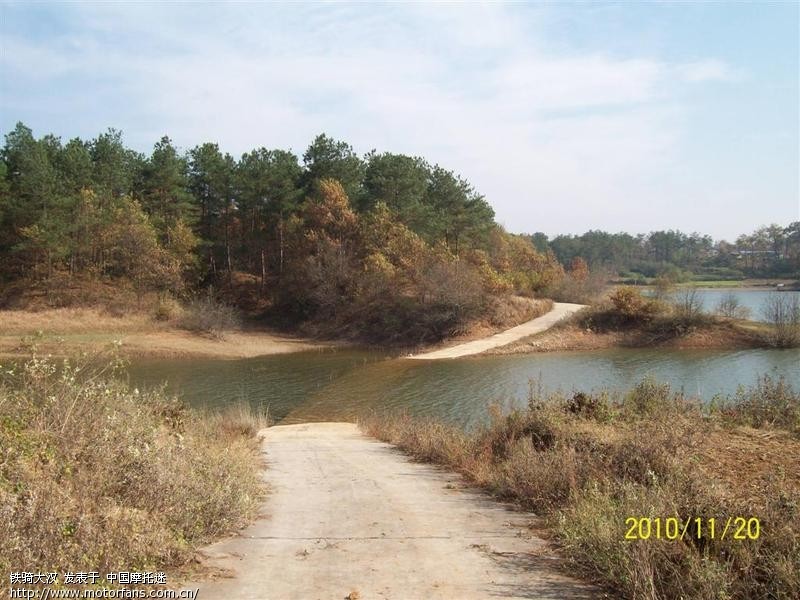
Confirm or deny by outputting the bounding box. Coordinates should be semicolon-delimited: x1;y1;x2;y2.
410;302;585;360
192;423;597;599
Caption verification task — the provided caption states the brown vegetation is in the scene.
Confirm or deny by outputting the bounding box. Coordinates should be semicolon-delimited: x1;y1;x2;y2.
271;182;562;345
361;377;800;599
761;293;800;347
177;295;242;339
0;308;325;360
491;286;795;354
1;126;567;349
0;355;267;597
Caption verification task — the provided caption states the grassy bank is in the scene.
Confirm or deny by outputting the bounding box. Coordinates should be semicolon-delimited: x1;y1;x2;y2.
0;354;267;595
0;306;330;359
361;377;800;599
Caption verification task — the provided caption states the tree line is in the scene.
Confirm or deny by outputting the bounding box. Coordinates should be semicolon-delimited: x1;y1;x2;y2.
0;123;563;342
534;224;800;283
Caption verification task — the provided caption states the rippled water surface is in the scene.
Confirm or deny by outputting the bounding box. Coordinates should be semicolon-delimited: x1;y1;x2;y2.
127;347;800;428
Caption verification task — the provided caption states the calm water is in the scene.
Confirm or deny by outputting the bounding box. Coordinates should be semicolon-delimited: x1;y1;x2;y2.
127;347;800;429
651;288;800;321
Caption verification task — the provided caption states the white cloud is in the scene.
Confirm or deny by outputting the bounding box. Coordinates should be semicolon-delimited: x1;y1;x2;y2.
3;2;768;238
678;59;735;83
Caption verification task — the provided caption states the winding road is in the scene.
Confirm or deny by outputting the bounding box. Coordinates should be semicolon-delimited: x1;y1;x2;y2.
410;302;585;359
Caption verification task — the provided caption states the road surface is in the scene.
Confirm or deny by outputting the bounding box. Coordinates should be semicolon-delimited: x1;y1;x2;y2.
192;423;598;599
409;302;585;360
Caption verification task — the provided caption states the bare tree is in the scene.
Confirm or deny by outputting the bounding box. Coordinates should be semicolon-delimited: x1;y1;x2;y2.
762;293;800;347
715;292;751;320
673;288;704;321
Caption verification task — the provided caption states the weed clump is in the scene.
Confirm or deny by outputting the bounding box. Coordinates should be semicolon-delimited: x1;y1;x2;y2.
178;296;241;338
711;374;800;434
0;354;266;586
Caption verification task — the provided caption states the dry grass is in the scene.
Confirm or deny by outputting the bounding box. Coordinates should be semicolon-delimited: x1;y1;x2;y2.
487;296;553;329
491;289;780;355
361;379;800;599
0;354;267;596
177;297;241;339
0;306;324;360
0;308;157;335
434;296;554;346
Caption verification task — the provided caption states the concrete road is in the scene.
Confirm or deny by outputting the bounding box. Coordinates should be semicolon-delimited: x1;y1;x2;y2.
193;423;598;600
409;302;585;360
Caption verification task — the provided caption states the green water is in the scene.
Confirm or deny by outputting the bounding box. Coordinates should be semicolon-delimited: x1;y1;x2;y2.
126;347;800;428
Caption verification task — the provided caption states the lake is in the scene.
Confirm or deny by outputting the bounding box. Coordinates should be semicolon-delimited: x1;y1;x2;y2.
649;288;800;321
127;346;800;429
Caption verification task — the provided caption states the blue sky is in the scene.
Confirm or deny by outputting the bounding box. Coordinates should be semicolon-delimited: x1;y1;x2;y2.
1;1;797;240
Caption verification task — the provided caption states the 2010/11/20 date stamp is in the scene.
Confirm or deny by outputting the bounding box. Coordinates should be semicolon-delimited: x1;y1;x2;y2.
624;517;761;541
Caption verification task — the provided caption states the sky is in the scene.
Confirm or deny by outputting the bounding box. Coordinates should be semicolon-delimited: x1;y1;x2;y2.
0;1;798;241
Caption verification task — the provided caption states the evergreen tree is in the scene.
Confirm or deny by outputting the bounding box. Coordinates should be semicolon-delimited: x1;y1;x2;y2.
302;134;364;203
140;136;195;235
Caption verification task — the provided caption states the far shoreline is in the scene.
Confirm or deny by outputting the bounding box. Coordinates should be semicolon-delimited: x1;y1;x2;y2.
619;278;799;291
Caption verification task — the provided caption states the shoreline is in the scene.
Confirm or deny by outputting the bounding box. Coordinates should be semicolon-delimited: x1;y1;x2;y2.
0;308;334;359
410;302;584;359
484;320;771;355
2;305;780;360
616;278;799;290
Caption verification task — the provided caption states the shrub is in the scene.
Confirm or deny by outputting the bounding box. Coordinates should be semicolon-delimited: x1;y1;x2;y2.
761;293;800;347
487;296;552;329
715;292;751;320
419;259;486;315
651;275;676;302
621;377;689;417
608;287;661;323
153;294;184;321
671;288;705;322
544;267;610;305
489;438;581;510
359;412;471;468
712;374;800;434
178;295;241;338
563;391;612;422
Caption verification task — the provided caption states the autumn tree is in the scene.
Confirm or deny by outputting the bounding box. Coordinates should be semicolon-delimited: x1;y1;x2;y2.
281;178;360;316
106;197;184;301
570;257;589;282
